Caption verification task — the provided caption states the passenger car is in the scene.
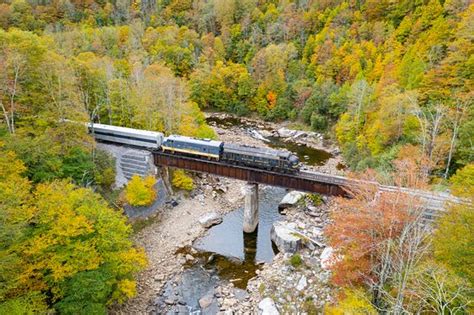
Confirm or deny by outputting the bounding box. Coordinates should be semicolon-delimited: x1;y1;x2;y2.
88;123;164;148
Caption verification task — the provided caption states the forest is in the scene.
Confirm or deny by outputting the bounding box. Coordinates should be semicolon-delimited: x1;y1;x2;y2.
0;0;472;313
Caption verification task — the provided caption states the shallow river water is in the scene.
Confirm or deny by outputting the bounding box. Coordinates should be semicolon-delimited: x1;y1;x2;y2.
194;186;286;289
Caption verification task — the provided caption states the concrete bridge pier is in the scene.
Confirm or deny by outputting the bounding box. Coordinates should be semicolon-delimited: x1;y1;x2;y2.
243;183;259;233
158;166;174;195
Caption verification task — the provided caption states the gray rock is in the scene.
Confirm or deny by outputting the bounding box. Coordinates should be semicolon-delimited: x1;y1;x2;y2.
199;212;223;228
185;254;194;262
199;295;214;309
259;129;273;138
279;191;306;209
312;227;323;237
164;298;176;305
296;275;307;291
320;246;336;270
233;288;249;301
277;127;297;138
270;221;301;253
249;129;269;142
258;297;279;315
176;305;189;313
291;130;307;140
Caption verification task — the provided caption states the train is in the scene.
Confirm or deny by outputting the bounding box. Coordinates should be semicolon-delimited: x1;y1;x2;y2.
88;123;300;173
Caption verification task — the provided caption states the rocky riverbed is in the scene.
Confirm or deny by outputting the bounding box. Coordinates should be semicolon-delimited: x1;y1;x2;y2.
222;194;336;314
110;174;247;314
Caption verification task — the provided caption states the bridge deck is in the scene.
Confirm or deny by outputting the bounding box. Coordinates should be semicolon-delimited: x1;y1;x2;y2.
153;152;347;196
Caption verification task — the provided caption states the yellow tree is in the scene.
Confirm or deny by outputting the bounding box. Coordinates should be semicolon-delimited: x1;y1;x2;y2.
0;165;147;313
125;175;157;207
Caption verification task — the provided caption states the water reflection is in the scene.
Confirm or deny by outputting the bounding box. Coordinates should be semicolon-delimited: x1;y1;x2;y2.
193;187;286;288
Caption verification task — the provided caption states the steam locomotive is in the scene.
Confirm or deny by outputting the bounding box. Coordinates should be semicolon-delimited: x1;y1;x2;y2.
89;123;300;173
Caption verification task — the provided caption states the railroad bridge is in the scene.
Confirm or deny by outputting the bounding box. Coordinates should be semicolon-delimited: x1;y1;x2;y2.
153;151;458;230
153;152;347;196
93;129;456;231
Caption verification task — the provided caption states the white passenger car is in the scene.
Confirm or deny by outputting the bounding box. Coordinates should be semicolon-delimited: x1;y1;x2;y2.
88;123;164;149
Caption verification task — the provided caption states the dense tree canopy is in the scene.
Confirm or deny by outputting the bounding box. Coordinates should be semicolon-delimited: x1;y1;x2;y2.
0;0;472;312
0;145;146;313
0;0;472;175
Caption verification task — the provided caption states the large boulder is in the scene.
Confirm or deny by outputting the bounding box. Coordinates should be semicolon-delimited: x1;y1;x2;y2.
279;191;307;209
271;221;301;253
198;212;223;228
249;129;269;142
258;297;279;315
277;127;297;138
291;130;307;140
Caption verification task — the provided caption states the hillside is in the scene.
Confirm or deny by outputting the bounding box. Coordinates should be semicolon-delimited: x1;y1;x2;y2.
1;0;472;176
0;0;472;313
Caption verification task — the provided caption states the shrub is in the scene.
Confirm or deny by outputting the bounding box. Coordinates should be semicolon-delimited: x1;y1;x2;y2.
61;147;95;185
93;149;116;189
289;253;302;268
325;288;377;315
125;175;157;206
303;296;319;314
307;193;323;206
310;112;328;131
172;169;194;191
196;124;217;139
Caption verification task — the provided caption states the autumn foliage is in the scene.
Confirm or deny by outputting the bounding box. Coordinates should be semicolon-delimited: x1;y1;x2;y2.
326;155;433;310
125;175;157;207
0;146;147;313
326;154;473;312
326;168;425;286
172;169;194;191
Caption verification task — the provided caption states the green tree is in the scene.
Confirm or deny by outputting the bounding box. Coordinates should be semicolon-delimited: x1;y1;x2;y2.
1;180;147;312
433;165;474;285
190;61;255;115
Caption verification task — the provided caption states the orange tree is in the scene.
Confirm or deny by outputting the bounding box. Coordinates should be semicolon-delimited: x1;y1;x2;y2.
326;154;432;311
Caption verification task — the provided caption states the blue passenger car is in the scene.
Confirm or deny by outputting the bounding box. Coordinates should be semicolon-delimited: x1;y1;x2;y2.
161;135;223;160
